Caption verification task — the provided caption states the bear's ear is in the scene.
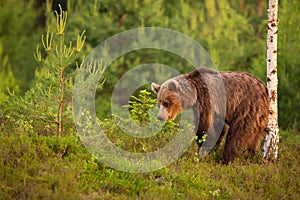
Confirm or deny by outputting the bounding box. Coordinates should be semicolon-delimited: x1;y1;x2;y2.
167;80;180;91
151;83;161;94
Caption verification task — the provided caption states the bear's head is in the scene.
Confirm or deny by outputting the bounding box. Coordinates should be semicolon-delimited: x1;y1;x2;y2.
151;77;197;121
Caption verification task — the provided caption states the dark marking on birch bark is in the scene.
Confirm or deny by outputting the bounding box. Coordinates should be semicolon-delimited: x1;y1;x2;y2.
271;91;277;101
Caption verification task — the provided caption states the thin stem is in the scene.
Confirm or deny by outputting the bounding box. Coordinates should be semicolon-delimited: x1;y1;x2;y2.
57;34;64;136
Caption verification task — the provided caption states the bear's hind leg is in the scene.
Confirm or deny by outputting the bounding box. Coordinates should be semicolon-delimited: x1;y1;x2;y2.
222;118;266;164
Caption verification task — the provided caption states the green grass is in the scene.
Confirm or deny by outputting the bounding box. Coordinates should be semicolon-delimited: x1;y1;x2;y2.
0;127;299;199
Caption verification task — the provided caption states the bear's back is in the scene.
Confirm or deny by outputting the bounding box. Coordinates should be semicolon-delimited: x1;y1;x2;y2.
187;68;269;125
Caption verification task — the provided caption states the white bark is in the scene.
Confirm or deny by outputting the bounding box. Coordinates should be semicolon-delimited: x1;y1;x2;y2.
263;0;280;159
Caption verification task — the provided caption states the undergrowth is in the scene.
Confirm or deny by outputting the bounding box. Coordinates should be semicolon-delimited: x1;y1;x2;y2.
0;126;299;199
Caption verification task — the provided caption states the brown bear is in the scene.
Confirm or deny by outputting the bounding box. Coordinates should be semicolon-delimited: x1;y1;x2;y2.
151;68;269;163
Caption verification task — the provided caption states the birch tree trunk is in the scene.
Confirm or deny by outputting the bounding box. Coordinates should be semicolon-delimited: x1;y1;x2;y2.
263;0;280;159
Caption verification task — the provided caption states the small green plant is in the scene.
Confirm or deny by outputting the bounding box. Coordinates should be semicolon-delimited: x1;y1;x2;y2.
99;89;194;155
126;89;157;126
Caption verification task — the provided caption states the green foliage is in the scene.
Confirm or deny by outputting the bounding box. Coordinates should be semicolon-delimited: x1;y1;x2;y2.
0;63;19;95
0;0;42;92
0;127;87;199
173;0;265;71
99;89;185;153
277;0;300;129
0;91;9;128
126;89;157;126
0;42;19;94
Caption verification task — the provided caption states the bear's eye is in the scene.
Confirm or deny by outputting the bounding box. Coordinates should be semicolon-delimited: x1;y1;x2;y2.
163;102;169;107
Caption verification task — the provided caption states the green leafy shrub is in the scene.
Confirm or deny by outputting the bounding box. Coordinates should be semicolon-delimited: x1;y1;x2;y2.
126;89;157;126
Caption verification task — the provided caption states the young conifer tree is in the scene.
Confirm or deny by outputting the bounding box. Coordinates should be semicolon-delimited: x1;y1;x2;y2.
33;4;86;136
263;0;279;159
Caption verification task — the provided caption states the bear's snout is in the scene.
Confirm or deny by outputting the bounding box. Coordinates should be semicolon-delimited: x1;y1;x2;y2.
157;107;168;121
157;115;165;121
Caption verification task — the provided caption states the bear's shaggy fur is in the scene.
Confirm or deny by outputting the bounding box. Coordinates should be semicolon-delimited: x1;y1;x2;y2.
151;68;269;163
